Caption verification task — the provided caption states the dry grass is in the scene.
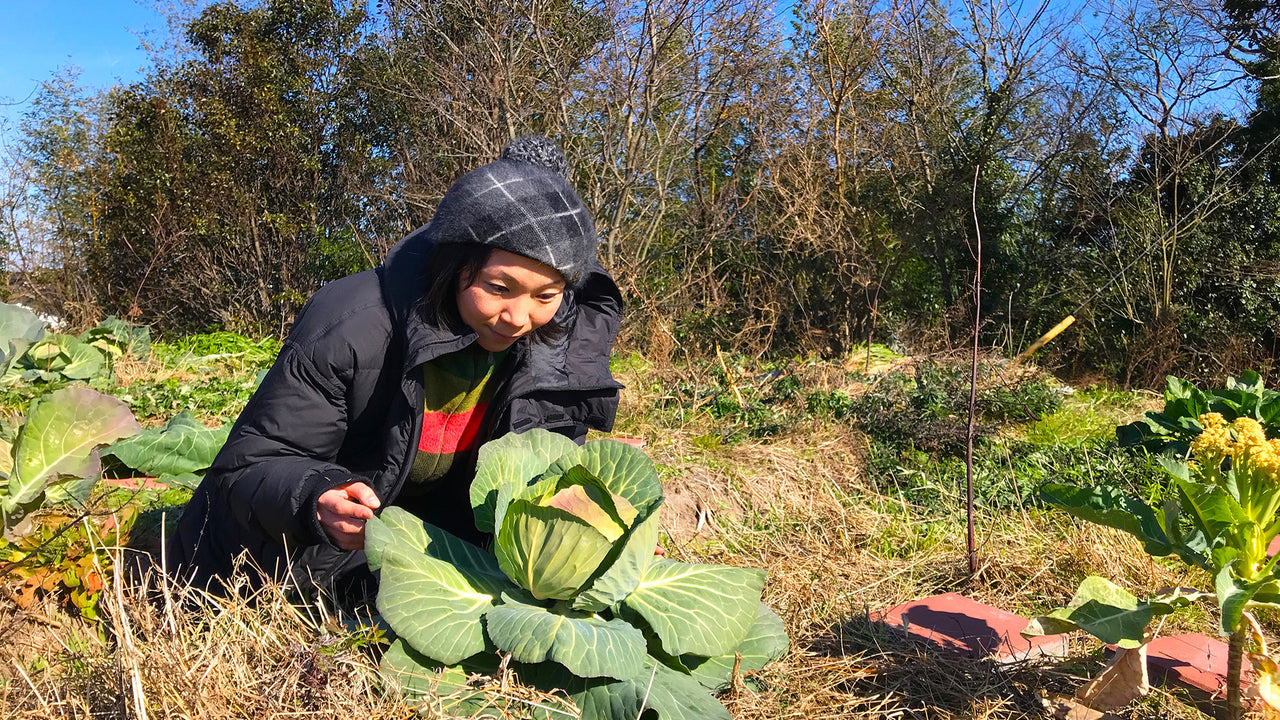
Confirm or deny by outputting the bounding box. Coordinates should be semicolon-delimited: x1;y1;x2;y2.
0;427;1215;720
603;352;1214;716
108;354;198;388
638;419;1213;720
111;341;275;389
0;554;415;719
0;552;601;720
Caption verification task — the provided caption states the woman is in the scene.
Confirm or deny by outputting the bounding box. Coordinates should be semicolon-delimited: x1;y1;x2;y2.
167;137;623;596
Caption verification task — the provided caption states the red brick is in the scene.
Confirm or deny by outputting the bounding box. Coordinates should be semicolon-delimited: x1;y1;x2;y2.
873;593;1069;663
1145;633;1254;699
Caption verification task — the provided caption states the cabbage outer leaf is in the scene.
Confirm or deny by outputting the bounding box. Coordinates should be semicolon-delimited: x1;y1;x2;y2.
485;594;645;679
366;508;510;598
0;303;45;375
621;558;766;656
545;440;663;515
573;498;663;612
497;500;614;600
680;603;789;691
376;543;497;665
102;411;229;477
366;508;424;572
381;637;478;701
624;655;734;720
3;387;140;513
520;653;733;720
382;639;540;718
472;429;578;535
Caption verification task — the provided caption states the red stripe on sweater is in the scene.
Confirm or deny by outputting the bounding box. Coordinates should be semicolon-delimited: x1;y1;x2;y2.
419;401;489;454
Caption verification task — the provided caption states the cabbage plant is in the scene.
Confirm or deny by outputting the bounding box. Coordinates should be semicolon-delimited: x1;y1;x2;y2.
0;387;141;534
366;429;788;720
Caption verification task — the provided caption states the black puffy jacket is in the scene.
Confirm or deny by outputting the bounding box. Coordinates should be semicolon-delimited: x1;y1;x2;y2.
167;224;623;591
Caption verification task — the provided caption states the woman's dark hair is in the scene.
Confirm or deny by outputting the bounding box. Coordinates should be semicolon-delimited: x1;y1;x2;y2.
417;242;570;343
418;242;492;331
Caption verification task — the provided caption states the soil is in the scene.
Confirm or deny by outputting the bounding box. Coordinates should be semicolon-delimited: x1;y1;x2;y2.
657;464;748;543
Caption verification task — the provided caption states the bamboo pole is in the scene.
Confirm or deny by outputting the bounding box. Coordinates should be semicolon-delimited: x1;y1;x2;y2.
1016;315;1076;362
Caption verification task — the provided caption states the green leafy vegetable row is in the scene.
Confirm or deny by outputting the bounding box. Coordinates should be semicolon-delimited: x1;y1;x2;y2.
0;303;151;385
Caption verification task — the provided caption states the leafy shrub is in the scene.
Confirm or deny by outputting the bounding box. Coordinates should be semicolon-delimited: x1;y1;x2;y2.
849;360;1062;458
983;379;1062;424
708;395;789;438
368;430;788;720
805;389;853;419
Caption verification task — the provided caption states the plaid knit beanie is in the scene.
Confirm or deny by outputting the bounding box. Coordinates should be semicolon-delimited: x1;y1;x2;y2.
429;137;597;285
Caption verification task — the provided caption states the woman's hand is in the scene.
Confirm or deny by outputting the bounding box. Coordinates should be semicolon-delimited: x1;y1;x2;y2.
317;481;381;550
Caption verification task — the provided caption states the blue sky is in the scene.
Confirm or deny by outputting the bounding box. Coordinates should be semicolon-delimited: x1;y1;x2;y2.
0;0;168;127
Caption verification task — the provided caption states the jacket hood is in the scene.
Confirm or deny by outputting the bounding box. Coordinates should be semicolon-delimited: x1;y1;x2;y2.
379;223;623;393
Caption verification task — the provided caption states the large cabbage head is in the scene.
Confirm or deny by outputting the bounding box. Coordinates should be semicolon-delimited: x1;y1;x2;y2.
471;430;664;610
498;465;638;599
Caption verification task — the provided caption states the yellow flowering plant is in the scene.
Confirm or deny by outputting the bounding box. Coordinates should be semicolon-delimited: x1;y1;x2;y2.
1117;371;1280;456
1029;412;1280;718
1190;414;1280;587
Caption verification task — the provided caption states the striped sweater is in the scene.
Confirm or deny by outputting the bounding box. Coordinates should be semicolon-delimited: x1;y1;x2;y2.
404;344;508;486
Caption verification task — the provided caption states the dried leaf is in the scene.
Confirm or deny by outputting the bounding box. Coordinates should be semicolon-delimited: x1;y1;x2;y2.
1075;644;1150;711
1049;696;1107;720
1247;652;1280;719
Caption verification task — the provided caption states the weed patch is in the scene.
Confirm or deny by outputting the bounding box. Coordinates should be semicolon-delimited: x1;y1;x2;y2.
838;358;1063;458
863;437;1167;514
0;564;411;718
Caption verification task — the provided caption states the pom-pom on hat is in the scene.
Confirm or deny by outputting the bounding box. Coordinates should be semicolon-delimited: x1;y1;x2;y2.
428;136;597;285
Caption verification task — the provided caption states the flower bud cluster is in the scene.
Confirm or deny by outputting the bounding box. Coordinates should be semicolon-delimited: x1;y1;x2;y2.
1192;414;1280;483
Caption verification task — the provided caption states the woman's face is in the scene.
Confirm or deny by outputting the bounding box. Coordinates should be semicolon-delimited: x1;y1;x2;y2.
457;249;566;351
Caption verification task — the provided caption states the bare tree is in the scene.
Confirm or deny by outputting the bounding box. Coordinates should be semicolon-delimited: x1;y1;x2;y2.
866;0;1085;344
381;0;605;228
1;72;107;326
1066;0;1245;322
